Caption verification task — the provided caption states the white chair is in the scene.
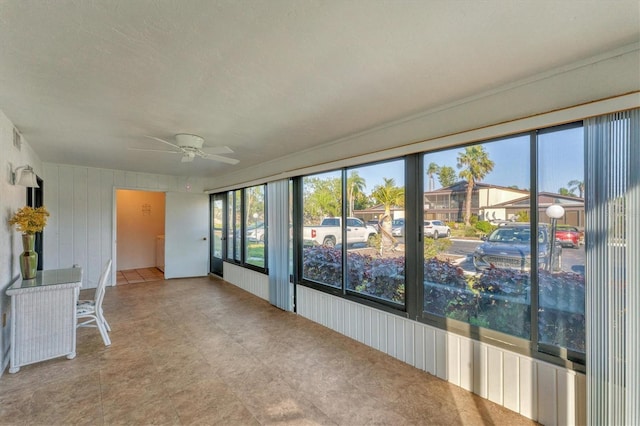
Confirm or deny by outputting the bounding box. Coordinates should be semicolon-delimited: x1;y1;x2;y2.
77;259;112;346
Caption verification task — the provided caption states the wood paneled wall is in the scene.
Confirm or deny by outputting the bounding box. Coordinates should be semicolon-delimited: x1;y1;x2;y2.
223;262;269;301
42;163;203;289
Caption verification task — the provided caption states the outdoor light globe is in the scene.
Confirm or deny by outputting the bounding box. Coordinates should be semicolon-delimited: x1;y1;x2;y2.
546;204;565;219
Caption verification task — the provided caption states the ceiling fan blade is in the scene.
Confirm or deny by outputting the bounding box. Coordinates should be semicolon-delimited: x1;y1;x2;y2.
200;146;234;155
144;135;181;149
127;147;180;154
201;154;240;165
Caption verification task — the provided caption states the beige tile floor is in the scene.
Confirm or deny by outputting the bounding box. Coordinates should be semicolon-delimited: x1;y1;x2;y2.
117;267;165;285
0;276;538;425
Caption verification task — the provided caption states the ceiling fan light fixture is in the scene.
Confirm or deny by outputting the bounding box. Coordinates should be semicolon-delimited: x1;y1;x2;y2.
181;152;196;163
134;134;237;165
175;134;204;149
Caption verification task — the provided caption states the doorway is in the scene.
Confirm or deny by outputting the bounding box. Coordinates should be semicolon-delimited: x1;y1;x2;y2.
210;193;225;276
115;189;166;284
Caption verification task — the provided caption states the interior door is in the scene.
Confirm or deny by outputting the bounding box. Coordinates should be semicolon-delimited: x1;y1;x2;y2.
210;193;225;276
164;192;209;279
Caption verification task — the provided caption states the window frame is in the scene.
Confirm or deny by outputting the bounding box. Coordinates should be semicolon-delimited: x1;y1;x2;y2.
216;186;269;275
297;158;411;315
293;124;586;372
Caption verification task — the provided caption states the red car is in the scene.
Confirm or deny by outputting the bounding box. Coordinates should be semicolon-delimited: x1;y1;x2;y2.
554;225;581;248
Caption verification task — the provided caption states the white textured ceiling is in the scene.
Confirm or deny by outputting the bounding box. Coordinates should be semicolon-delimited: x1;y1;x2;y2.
1;1;639;179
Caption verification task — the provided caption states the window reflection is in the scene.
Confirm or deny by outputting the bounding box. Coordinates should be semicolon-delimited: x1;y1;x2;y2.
234;190;242;262
302;171;343;288
227;191;234;259
538;126;585;354
212;198;223;259
245;185;265;268
423;137;531;339
347;161;405;305
300;162;406;305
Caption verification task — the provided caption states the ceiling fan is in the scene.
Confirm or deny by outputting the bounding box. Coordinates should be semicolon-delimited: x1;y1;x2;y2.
128;134;239;164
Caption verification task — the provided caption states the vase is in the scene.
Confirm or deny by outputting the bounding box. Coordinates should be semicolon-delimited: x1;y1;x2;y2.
19;234;38;280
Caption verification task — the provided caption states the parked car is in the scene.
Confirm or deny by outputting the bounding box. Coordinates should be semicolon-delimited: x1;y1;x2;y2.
423;220;451;239
554;225;581;248
303;217;378;247
473;223;562;271
366;220;381;232
391;218;405;237
246;222;265;242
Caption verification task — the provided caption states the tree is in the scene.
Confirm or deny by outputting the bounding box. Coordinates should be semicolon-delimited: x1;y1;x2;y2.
515;210;530;222
568;180;584;198
303;176;341;223
347;171;366;217
371;178;404;249
426;162;440;191
244;186;264;224
457;146;494;226
437;166;456;188
371;178;404;223
558;187;574;196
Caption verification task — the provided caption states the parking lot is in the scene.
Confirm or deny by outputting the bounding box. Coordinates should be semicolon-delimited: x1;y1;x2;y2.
443;238;585;275
350;236;585;275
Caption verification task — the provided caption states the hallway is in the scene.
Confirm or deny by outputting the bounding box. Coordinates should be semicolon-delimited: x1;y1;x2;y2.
0;276;536;425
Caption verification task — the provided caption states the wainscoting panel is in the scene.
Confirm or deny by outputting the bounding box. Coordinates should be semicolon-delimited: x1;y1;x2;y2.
296;285;586;425
223;263;269;301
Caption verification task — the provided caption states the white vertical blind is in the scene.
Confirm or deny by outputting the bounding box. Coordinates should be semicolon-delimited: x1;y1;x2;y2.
267;179;292;311
585;108;639;426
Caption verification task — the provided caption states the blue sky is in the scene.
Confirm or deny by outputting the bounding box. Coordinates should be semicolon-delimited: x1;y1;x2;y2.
347;126;584;195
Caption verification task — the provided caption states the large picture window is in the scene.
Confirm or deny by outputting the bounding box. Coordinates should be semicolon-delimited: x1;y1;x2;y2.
244;185;266;268
537;125;585;355
417;125;587;359
302;170;342;288
300;162;406;307
422;135;532;339
212;109;632;370
220;187;268;272
346;161;405;305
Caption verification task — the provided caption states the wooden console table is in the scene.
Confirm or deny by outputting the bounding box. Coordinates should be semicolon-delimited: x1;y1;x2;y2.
6;268;83;373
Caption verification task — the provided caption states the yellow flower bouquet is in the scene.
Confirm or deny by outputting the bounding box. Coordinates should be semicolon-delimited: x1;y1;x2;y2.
8;206;50;234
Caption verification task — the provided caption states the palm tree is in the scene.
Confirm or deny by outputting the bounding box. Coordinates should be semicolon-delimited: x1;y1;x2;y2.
371;178;404;249
457;146;494;226
438;166;456;188
426;162;439;191
347;171;366;217
568;180;584;198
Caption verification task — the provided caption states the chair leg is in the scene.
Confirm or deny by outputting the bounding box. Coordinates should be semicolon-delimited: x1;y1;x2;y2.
96;318;111;346
101;309;111;332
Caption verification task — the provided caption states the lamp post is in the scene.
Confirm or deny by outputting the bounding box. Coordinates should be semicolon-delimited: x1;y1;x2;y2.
252;212;259;241
545;204;565;271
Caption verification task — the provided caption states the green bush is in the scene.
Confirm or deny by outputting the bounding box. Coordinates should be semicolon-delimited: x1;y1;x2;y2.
424;238;452;259
464;226;477;237
515;210;529;222
475;220;495;235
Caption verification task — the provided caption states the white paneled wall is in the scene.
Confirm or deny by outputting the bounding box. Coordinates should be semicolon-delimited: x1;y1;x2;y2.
296;285;586;426
42;163;204;289
223;262;269;301
0;110;43;375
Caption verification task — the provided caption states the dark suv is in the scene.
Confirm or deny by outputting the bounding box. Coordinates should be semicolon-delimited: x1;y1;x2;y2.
473;223;562;272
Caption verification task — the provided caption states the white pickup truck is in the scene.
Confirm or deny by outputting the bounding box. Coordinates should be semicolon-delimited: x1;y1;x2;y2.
303;217;378;247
